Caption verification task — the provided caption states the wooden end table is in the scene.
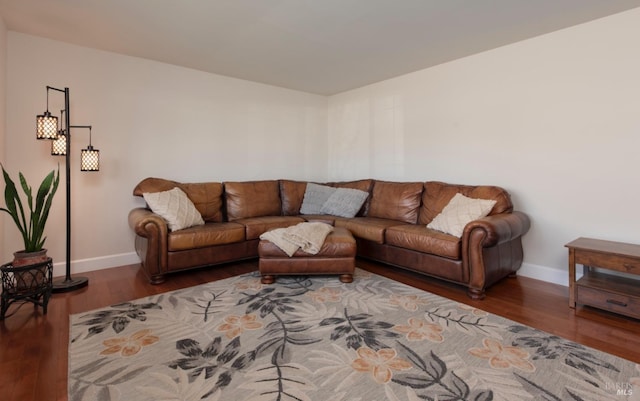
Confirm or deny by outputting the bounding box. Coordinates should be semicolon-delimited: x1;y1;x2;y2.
566;237;640;319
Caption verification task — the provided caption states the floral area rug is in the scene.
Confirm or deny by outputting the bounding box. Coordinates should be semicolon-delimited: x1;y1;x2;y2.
69;269;640;400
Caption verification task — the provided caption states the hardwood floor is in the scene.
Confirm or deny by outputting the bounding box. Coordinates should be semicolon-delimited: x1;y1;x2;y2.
1;259;639;401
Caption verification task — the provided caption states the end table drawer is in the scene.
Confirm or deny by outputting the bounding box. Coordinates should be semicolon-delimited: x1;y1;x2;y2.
575;250;640;274
577;286;640;319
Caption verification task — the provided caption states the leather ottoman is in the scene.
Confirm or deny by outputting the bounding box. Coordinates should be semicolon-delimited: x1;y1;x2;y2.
259;226;356;284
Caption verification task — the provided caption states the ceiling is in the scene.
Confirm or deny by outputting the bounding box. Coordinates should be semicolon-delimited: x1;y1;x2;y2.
1;0;639;95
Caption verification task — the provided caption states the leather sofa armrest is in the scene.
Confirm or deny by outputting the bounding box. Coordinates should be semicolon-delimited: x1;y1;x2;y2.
128;208;168;283
462;211;530;299
463;211;530;247
128;207;168;238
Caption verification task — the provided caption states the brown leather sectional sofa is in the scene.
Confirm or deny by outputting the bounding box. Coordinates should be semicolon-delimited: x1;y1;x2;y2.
128;178;530;299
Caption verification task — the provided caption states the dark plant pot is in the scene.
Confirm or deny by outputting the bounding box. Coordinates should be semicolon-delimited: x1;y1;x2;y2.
12;249;49;290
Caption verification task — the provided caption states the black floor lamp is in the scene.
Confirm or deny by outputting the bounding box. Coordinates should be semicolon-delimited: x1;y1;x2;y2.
36;86;100;293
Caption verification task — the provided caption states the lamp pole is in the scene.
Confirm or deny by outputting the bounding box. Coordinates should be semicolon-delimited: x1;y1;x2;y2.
49;87;89;292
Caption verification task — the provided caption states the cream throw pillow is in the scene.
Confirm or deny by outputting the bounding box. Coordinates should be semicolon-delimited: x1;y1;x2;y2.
427;193;497;237
143;187;204;231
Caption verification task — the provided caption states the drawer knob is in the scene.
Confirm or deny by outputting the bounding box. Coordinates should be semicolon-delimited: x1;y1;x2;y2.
606;299;628;307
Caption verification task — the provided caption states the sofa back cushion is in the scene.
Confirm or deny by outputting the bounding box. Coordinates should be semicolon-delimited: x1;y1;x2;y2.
133;177;224;222
224;180;282;221
280;180;308;216
419;181;513;225
367;181;424;224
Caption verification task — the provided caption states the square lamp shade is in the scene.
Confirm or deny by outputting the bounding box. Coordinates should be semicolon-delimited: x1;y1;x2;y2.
36;111;59;140
81;145;100;171
51;131;66;156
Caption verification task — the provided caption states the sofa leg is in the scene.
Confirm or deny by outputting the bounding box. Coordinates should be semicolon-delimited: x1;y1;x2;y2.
467;288;486;300
149;274;166;285
261;275;275;284
339;274;353;283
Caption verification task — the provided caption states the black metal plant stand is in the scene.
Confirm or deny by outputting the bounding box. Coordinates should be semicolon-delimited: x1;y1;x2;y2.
1;258;53;320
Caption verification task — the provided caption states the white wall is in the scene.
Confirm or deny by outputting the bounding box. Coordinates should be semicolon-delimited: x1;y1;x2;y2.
0;17;6;260
328;8;640;285
4;33;327;276
4;8;640;285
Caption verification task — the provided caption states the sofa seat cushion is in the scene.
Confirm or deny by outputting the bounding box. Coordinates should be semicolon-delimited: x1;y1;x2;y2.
336;217;403;244
300;214;340;225
385;224;461;260
235;216;305;240
168;222;246;251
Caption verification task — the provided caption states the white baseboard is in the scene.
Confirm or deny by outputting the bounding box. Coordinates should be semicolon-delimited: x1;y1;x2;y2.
52;253;570;289
516;262;570;287
52;252;141;278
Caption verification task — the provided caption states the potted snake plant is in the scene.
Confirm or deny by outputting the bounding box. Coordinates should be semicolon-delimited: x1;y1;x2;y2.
1;164;59;276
